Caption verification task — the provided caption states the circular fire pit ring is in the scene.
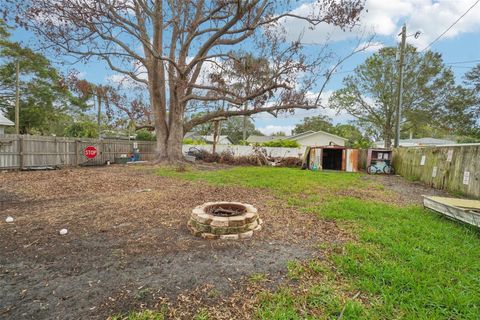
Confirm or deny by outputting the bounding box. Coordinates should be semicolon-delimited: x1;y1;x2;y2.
188;202;262;240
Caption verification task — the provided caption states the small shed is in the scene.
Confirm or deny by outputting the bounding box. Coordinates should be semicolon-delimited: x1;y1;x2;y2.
0;113;14;135
365;148;393;174
303;146;359;172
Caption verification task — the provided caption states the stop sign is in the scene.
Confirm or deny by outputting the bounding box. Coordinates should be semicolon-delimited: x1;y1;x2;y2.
83;146;98;159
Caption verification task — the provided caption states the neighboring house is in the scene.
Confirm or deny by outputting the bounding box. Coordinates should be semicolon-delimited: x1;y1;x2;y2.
374;137;456;148
184;132;233;145
246;130;347;147
0;113;14;135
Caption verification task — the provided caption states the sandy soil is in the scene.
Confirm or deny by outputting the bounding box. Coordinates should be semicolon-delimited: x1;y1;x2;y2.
0;165;349;320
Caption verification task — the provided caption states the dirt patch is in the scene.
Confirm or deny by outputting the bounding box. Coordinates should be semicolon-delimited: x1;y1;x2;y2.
365;174;450;205
0;165;348;320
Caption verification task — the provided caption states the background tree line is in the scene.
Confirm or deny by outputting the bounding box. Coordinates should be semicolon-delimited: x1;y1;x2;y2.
0;19;152;138
327;45;480;147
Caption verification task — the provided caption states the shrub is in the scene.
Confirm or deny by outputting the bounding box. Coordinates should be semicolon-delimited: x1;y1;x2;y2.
64;121;98;138
183;138;207;145
135;129;155;141
237;140;249;146
261;139;300;148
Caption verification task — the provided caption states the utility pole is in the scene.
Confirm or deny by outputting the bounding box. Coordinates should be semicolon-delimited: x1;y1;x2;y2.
243;103;247;141
96;90;102;137
212;119;219;154
395;23;407;148
211;116;226;154
15;60;20;134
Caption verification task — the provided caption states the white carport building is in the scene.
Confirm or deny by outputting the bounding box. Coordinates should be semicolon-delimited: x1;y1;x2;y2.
0;113;14;134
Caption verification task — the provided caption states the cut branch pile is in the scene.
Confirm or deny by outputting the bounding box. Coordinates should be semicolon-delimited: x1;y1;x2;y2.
193;149;301;167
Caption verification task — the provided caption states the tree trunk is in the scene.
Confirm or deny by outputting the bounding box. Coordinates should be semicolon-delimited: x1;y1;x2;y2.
166;119;184;162
155;134;168;162
149;61;170;162
163;96;185;163
154;120;184;163
383;130;392;148
152;104;169;162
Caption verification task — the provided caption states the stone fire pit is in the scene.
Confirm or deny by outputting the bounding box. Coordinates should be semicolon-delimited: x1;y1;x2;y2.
188;202;262;240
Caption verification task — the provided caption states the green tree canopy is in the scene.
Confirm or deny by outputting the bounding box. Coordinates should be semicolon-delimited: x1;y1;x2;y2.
64;118;98;138
292;115;371;148
463;64;480;139
465;64;480;93
190;115;263;144
0;19;87;134
331;124;372;148
328;46;474;147
220;116;263;144
292;115;333;135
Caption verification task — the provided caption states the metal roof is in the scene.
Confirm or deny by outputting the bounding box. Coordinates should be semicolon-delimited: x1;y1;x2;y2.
184;132;233;144
202;135;233;144
291;130;348;141
247;130;348;143
375;137;456;146
0;113;14;127
245;135;278;143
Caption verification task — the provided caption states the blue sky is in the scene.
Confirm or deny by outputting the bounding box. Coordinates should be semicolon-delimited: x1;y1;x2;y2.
9;0;480;135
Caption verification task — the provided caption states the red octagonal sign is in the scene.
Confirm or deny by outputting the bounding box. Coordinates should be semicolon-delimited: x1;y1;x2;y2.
83;146;98;159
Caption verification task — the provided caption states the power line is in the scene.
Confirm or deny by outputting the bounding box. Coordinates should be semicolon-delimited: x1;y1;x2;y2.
421;0;480;52
448;65;478;69
445;59;480;65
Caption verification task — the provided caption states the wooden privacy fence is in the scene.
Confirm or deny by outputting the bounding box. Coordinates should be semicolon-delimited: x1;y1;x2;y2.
0;135;305;170
0;134;156;169
393;145;480;198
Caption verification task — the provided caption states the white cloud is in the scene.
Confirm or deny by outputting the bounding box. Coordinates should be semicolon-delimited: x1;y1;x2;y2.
281;0;411;43
281;0;480;49
258;125;295;136
356;41;385;52
406;0;480;48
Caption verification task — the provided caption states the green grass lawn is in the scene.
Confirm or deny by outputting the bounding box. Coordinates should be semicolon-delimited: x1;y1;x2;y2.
147;166;480;319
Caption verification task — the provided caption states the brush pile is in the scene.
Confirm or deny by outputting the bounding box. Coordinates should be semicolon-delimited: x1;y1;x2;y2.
189;147;301;167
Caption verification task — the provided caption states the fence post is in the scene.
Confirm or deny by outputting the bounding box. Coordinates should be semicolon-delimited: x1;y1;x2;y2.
75;140;80;166
18;135;24;170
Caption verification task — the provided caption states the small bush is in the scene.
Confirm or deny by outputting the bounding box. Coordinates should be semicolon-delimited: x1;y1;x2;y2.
237;140;249;146
183;138;207;145
261;139;300;148
64;121;98;138
135;130;155;141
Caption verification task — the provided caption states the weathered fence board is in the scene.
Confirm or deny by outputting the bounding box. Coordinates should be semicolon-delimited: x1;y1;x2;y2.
393;145;480;198
0;134;157;169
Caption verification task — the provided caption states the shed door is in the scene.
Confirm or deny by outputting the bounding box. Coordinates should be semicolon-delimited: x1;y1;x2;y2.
309;148;322;170
345;149;359;172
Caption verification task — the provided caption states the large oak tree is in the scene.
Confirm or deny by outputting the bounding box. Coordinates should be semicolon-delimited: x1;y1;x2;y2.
5;0;364;161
